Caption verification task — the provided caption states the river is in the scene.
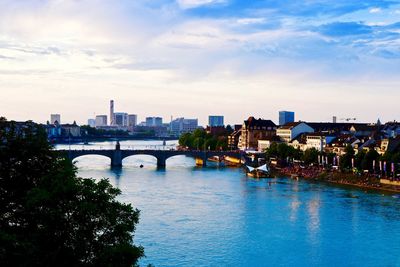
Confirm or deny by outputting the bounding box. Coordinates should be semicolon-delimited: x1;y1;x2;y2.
56;140;400;267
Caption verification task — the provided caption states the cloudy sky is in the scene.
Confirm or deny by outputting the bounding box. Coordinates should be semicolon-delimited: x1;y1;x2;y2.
0;0;399;125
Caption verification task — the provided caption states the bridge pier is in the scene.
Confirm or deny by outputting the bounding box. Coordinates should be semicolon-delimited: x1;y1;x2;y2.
157;156;166;168
202;158;207;167
111;150;122;168
202;152;208;167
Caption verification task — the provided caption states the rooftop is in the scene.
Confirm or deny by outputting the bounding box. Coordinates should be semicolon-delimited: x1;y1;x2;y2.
244;117;276;128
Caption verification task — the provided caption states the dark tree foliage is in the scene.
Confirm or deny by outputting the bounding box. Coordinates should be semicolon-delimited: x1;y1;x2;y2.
178;128;228;151
361;150;379;171
265;143;302;161
0;119;144;267
340;145;355;171
302;148;319;165
178;132;193;148
355;150;366;170
326;152;336;165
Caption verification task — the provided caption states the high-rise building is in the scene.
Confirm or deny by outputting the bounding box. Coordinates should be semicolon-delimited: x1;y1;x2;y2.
88;119;96;127
208;115;224;127
279;111;295;126
128;114;138;127
146;117;163;127
95;115;108;127
333;116;337;123
50;114;61;125
170;118;198;136
110;100;115;126
114;112;128;127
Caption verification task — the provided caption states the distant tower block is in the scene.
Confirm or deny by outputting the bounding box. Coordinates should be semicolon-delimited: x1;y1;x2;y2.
50;114;61;125
333;116;337;123
110;100;115;126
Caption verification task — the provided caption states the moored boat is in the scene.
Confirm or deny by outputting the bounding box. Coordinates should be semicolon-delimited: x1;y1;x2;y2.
225;156;242;166
246;164;270;178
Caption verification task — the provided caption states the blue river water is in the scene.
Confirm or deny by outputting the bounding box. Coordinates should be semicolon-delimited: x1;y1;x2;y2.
57;141;400;267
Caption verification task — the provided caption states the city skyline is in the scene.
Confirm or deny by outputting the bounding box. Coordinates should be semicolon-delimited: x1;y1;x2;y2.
1;0;400;125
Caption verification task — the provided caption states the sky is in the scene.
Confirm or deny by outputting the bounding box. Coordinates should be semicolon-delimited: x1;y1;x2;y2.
0;0;399;126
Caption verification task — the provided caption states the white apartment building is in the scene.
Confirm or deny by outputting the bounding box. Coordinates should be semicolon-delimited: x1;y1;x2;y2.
276;122;314;143
305;133;336;152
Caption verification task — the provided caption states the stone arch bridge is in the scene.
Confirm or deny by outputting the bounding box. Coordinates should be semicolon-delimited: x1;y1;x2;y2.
59;148;243;168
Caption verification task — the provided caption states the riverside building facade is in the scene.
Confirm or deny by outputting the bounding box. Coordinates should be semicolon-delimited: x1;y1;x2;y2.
238;117;277;151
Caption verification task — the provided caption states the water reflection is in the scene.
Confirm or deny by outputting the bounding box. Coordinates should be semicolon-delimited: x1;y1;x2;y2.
307;196;321;245
290;181;301;223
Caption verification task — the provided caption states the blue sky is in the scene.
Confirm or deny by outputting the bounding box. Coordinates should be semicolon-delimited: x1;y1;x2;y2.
0;0;399;125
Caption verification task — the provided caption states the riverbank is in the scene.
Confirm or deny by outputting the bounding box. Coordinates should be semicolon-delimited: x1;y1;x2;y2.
274;165;400;194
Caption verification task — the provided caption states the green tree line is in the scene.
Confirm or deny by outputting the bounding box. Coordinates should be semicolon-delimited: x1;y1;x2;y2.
179;128;229;151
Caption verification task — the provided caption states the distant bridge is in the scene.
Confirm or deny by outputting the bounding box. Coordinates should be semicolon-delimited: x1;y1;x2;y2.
58;145;243;168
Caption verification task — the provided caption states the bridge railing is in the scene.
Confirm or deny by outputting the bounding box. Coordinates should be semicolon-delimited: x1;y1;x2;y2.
59;148;242;153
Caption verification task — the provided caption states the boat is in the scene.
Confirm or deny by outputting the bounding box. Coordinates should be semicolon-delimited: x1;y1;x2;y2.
207;156;225;167
224;156;242;166
246;164;270;178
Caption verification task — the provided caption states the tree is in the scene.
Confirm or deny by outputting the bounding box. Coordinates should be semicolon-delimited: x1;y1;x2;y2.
355;150;366;170
361;149;379;171
216;138;228;151
193;137;205;150
340;145;355;171
302;148;319;165
192;128;206;139
204;137;218;150
265;142;278;159
178;132;193;148
0;119;144;267
178;129;230;151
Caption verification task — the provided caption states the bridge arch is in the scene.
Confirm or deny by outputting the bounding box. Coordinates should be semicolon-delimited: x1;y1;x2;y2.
122;154;158;168
71;154;112;167
165;154;196;168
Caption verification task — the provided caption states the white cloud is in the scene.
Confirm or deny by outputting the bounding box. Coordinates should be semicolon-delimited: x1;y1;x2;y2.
177;0;227;9
236;18;267;25
369;7;382;13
